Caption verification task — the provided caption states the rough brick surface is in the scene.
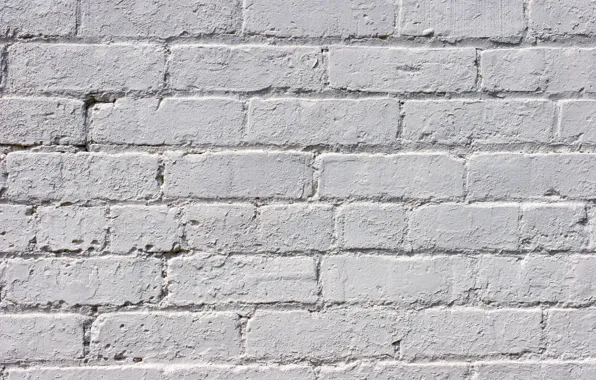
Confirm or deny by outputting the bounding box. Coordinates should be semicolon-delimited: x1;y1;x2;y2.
319;363;470;380
36;206;107;252
531;0;596;38
0;0;76;37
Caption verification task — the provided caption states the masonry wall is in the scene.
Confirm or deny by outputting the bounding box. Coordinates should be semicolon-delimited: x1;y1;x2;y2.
1;0;596;379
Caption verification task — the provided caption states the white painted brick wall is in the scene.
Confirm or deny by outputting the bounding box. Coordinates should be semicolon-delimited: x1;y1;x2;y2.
1;1;596;378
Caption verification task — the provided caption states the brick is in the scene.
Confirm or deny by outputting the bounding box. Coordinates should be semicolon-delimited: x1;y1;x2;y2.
337;203;406;249
319;362;470;380
322;255;475;305
548;309;596;358
91;312;242;361
477;362;596;380
400;0;524;41
167;254;317;304
257;204;334;252
477;255;596;305
397;309;542;359
7;367;163;380
247;98;399;146
0;314;85;362
164;152;312;199
468;154;596;200
109;206;179;253
329;47;477;93
164;365;316;380
246;309;397;360
89;98;245;146
481;48;596;92
531;0;596;37
184;203;257;251
520;203;589;251
402;100;555;145
8;44;164;94
244;0;394;38
409;204;520;251
80;0;240;38
0;98;85;145
559;100;596;144
169;45;325;92
2;257;162;305
0;0;76;37
6;152;160;202
319;154;464;200
36;206;107;252
0;205;33;253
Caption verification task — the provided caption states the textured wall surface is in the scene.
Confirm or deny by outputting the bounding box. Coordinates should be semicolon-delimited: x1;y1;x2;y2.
1;0;596;379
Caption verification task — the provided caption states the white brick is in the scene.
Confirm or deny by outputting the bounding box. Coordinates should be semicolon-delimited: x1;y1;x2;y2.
400;0;524;41
520;204;589;251
2;257;161;305
319;362;470;380
7;366;163;380
109;206;179;253
477;362;596;380
89;98;245;146
402;100;555;145
531;0;596;37
329;47;477;93
167;254;317;304
257;204;334;252
0;0;76;37
468;154;596;200
164;152;312;199
244;0;394;38
169;45;325;92
477;255;596;305
91;312;242;362
0;98;84;145
481;48;596;92
0;314;85;362
8;44;164;94
409;204;520;251
548;309;596;358
36;206;107;252
0;205;33;253
397;309;543;359
322;255;475;305
559;100;596;144
80;0;240;37
247;309;398;360
337;203;406;249
164;365;316;380
6;152;160;202
247;98;399;146
319;154;464;200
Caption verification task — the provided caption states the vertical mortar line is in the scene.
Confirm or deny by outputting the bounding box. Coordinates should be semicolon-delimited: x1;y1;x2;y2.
0;44;9;94
539;306;548;356
462;153;469;203
240;0;249;36
553;100;562;143
474;48;482;93
162;43;171;97
75;0;82;37
310;152;321;200
241;98;251;140
522;0;531;43
396;0;403;38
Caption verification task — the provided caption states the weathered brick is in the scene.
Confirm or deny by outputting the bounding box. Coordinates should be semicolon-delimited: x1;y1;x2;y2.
319;154;464;200
6;152;160;202
244;0;394;38
402;100;555;145
477;362;596;380
80;0;240;37
329;47;477;93
8;44;164;94
410;204;520;251
247;98;399;146
397;309;542;359
164;365;316;380
0;205;33;253
246;309;397;360
36;206;107;252
337;203;406;249
7;366;163;380
2;257;162;305
319;362;470;380
164;152;312;199
548;309;596;358
0;0;76;37
468;154;596;200
167;254;317;304
0;98;85;145
89;98;245;146
91;312;242;362
0;314;85;362
109;206;179;253
169;45;325;92
531;0;596;37
321;255;475;305
559;100;596;144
